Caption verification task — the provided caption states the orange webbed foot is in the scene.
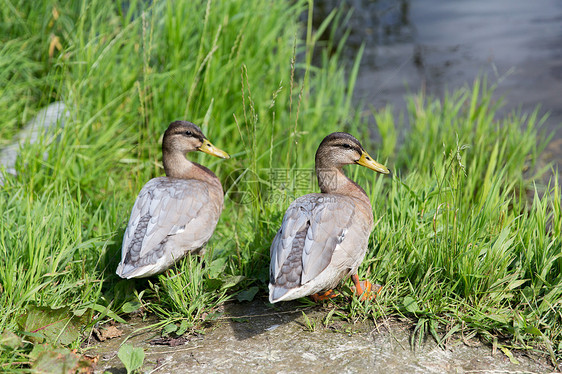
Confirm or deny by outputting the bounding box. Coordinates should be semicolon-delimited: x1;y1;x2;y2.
310;289;338;302
351;274;382;301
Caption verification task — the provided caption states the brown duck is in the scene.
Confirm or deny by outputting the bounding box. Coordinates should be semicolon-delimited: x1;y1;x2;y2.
269;132;390;302
116;121;229;278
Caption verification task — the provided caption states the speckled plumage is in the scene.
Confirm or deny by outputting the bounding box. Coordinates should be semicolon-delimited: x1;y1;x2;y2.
116;121;228;279
269;132;390;303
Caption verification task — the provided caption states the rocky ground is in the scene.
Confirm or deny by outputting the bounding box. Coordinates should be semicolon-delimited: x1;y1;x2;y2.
87;299;557;374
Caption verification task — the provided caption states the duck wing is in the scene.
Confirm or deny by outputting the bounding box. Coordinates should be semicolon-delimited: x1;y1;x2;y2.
269;194;357;298
118;177;218;276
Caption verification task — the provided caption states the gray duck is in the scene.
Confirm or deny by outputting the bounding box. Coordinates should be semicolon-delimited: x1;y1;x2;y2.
116;121;229;278
269;132;390;302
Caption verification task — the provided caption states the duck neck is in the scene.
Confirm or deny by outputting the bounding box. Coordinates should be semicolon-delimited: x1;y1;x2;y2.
315;165;370;205
162;149;222;192
163;150;195;179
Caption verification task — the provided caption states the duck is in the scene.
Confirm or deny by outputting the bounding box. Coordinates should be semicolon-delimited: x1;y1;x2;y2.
269;132;390;303
116;121;230;279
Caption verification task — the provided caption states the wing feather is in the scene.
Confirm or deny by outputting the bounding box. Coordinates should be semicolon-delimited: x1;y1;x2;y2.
270;204;309;281
121;177;216;264
300;198;355;284
269;194;358;288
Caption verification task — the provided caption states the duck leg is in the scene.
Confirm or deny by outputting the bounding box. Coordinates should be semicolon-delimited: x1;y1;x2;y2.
310;289;338;302
351;274;382;301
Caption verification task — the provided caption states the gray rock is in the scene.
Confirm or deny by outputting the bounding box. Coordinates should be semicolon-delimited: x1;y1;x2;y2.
0;101;68;185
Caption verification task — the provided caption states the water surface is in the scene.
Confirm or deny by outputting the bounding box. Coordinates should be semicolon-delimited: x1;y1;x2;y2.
329;0;562;162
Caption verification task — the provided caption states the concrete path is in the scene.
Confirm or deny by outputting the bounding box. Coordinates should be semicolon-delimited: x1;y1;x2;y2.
88;300;556;374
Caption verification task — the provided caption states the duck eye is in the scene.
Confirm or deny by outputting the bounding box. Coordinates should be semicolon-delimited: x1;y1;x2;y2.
342;144;352;149
185;130;193;137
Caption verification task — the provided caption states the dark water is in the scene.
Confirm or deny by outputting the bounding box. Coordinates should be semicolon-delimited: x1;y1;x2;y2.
318;0;562;165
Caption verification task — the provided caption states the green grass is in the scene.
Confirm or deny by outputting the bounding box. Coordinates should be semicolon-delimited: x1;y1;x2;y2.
0;0;561;370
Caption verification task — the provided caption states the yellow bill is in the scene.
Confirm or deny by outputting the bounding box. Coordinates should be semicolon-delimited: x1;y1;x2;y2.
356;150;390;174
199;139;230;159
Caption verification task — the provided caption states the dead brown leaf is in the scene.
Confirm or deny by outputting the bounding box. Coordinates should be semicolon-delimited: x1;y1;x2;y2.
49;35;62;58
93;326;123;342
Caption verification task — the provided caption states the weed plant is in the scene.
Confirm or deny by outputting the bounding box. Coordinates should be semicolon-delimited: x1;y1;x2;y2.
0;0;560;370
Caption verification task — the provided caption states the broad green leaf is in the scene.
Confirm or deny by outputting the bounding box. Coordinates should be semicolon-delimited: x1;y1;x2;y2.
31;345;95;373
236;286;259;302
118;343;145;374
204;278;223;291
33;351;79;373
33;349;79;374
122;301;141;314
206;257;227;278
0;330;23;349
403;296;420;313
17;305;84;346
162;323;178;336
176;319;190;336
221;275;245;289
525;326;542;336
